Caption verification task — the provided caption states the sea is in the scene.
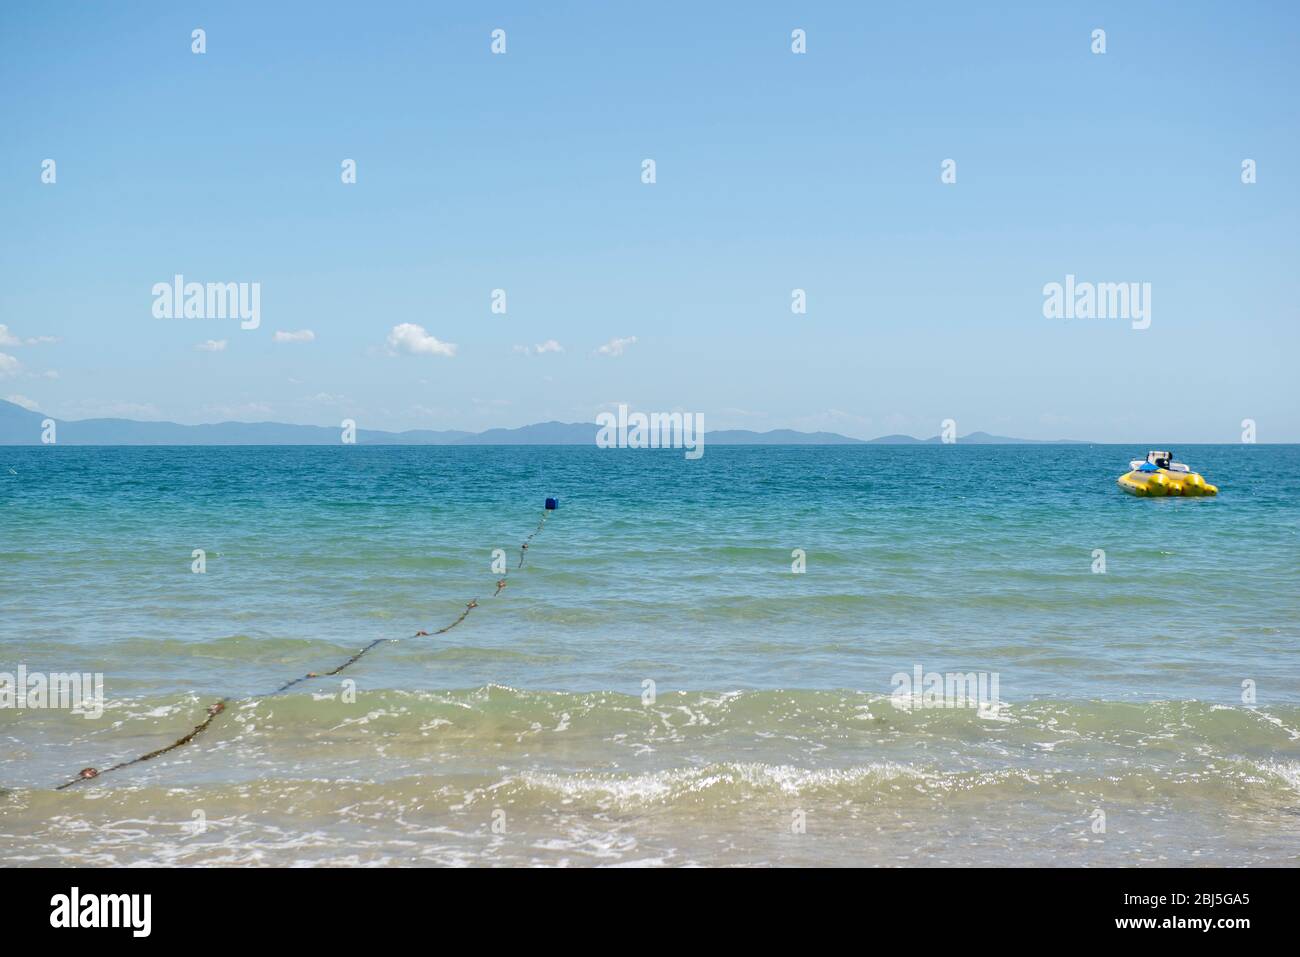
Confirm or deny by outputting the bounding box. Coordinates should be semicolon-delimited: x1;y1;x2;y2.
1;444;1297;866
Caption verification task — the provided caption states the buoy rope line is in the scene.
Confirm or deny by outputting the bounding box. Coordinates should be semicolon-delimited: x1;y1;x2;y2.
54;507;552;791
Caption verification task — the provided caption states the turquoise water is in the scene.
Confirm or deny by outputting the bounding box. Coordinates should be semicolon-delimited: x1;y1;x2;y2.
2;445;1298;865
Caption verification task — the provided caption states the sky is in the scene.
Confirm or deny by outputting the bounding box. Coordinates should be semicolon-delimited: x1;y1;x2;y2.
1;1;1297;442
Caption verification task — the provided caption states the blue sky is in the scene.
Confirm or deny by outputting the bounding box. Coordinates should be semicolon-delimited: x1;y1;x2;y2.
1;1;1296;441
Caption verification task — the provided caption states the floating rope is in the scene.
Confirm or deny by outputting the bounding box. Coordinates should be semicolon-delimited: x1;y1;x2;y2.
518;509;547;569
54;507;552;790
54;701;229;790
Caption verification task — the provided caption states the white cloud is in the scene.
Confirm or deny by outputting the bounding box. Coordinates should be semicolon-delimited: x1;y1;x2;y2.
514;339;564;356
5;394;38;411
387;323;457;357
596;335;637;357
196;339;228;352
0;325;57;347
0;353;20;377
273;329;315;344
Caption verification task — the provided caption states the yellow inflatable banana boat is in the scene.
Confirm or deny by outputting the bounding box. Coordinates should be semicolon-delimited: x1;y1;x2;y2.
1117;451;1218;497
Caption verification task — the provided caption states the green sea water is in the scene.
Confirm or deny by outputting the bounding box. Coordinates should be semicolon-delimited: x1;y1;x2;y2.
1;445;1298;866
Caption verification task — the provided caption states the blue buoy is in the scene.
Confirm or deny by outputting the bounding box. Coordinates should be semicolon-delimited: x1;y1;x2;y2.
545;497;559;510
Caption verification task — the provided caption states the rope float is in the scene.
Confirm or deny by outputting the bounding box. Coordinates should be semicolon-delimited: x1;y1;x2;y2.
54;501;557;791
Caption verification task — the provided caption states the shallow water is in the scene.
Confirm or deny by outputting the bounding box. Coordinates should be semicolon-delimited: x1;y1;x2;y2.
2;445;1298;865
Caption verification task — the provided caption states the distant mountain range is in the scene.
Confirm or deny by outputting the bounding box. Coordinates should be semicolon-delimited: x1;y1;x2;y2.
0;399;1088;446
